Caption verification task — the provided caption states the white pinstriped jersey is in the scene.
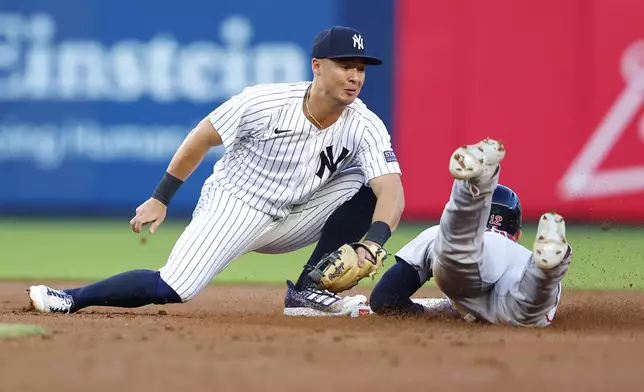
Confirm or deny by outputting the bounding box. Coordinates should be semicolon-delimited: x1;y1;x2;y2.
207;82;401;218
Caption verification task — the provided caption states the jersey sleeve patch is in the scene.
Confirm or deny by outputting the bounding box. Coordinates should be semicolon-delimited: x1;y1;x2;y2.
383;150;398;163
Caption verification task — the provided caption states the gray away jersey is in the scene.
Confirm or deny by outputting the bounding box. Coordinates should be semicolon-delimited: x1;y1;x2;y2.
397;227;561;326
399;227;535;286
207;82;401;218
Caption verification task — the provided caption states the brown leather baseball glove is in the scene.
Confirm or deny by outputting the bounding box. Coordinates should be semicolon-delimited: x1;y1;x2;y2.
308;242;387;294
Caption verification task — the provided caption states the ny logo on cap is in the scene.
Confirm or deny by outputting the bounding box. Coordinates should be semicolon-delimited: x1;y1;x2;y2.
352;34;364;50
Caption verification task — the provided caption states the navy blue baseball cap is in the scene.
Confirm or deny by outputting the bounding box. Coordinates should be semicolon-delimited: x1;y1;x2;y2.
311;26;382;66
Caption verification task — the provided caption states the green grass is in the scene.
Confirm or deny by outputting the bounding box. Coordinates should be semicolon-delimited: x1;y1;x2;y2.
0;324;47;339
1;218;643;290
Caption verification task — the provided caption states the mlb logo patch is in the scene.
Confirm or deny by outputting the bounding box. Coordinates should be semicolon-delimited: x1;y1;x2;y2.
383;150;398;163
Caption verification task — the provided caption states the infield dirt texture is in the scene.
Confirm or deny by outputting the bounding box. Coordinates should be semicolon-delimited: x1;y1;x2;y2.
2;282;644;391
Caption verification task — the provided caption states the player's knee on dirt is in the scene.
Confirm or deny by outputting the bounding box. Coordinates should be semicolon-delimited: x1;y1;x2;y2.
155;275;184;304
125;270;183;305
159;265;206;303
370;258;424;316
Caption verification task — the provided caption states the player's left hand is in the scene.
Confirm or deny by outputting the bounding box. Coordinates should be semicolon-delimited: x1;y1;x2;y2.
129;197;167;234
308;241;388;293
355;240;379;267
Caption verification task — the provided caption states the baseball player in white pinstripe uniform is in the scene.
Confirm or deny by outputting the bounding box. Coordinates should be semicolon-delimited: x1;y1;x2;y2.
27;26;405;317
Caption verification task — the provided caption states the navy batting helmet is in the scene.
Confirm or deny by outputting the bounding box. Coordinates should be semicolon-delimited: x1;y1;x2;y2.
487;184;522;240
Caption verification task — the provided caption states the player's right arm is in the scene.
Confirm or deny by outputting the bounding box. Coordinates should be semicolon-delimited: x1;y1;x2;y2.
166;82;268;181
128;118;224;235
165;118;223;183
130;87;260;234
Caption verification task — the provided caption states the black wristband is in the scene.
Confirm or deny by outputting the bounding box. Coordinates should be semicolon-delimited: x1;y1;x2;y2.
364;221;391;246
152;172;184;206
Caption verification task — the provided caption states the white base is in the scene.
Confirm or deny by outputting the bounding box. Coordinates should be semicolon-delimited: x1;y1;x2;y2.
283;307;355;317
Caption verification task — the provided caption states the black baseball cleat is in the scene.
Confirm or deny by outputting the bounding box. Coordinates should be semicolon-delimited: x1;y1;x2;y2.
283;280;366;317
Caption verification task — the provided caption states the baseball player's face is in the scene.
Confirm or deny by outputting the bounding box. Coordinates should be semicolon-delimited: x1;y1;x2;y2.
319;58;366;105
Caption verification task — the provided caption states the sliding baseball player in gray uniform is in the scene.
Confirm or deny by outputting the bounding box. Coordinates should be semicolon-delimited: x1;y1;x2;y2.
368;138;571;327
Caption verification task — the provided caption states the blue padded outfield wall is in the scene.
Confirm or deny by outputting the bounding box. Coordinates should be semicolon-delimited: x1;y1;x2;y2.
0;0;394;217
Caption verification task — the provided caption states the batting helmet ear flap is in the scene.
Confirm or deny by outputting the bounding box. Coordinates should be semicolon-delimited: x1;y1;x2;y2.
489;184;522;238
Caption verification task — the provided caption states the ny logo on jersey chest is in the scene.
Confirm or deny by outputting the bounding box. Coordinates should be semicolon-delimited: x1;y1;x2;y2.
316;146;350;179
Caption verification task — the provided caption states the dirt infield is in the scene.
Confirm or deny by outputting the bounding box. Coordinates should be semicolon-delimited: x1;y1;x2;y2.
1;282;644;392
